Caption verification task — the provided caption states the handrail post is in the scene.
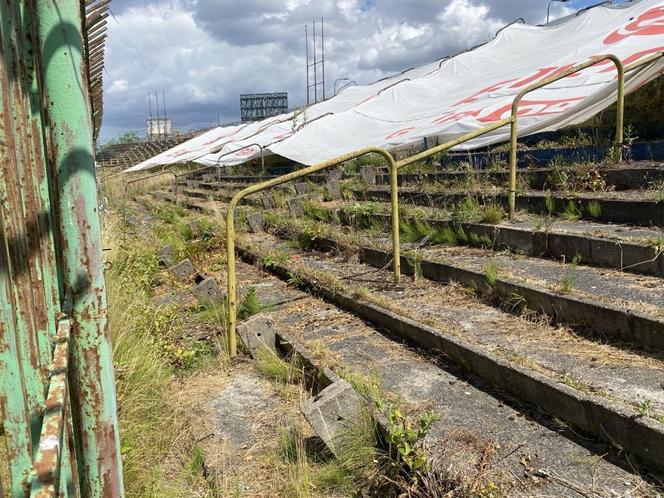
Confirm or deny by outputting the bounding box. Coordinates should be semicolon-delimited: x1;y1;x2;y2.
508;115;518;218
387;155;401;284
508;54;625;220
225;148;401;356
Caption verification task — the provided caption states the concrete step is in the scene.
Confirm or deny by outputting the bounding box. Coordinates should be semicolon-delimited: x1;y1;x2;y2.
360;187;664;227
144;193;663;492
238;227;664;479
322;200;664;278
269;217;664;352
373;162;664;191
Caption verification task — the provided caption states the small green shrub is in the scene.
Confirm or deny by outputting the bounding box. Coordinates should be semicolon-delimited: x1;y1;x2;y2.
238;286;263;320
484;261;499;288
481;203;503;225
560;201;582;221
586;200;602;218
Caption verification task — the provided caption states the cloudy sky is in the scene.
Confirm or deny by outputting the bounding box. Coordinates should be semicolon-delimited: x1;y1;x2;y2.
100;0;600;142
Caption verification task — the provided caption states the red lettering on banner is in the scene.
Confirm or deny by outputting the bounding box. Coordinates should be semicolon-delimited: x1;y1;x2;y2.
171;149;195;158
452;63;581;109
478;97;585;123
509;64;578;88
453;79;517;106
605;6;664;44
432;110;481;125
600;46;664;72
235;147;256;157
273;131;294;140
384;127;416;140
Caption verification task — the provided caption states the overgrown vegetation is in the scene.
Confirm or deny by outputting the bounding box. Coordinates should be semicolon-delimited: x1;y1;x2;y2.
108;218;217;496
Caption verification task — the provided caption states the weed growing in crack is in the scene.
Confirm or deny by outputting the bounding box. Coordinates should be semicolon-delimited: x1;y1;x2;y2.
484;260;499;289
556;254;580;293
238;286;263;320
406;250;424;281
637;399;652;417
256;347;302;384
452;196;482;223
586;200;602;218
481;203;503;225
544;192;556;216
560;200;582;221
262;249;290;269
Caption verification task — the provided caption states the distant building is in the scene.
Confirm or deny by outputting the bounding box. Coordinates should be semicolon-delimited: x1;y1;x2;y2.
146;117;172;140
240;92;288;122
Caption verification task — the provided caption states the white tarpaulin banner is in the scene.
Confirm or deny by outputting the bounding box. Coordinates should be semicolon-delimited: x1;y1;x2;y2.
126;0;664;172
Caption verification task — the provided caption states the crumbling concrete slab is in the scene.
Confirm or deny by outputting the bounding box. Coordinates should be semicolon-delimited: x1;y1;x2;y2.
261;196;274;210
301;379;364;456
329;167;343;180
294;182;309;195
169;258;197;282
287;196;304;217
325;180;342;200
246;212;264;233
157;244;177;267
237;313;277;357
191;276;224;307
360;165;376;185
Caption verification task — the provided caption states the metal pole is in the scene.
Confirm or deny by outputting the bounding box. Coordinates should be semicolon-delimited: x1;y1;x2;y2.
35;1;124;495
508;116;518;218
226;147;402;356
313;20;318;104
148;93;153;141
155;92;160;140
321;17;325;100
162;90;167;136
305;25;309;105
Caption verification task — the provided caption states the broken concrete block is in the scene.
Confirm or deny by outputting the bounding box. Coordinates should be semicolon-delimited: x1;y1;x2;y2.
261;196;274;210
157;244;176;267
237;313;277;357
301;379;364;456
329;167;343;181
360;165;376;185
325;180;342;200
287;197;304;217
294;182;309;195
169;258;197;282
191;276;224;307
186;220;199;235
246;212;264;233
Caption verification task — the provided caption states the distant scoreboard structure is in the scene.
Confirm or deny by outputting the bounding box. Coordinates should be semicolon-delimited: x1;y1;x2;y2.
240;92;288;122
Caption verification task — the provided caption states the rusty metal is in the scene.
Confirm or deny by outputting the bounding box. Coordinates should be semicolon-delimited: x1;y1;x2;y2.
33;0;124;495
1;0;121;495
30;318;72;498
83;0;111;142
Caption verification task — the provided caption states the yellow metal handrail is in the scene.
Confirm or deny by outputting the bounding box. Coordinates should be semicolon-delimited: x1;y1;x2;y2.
508;54;625;218
225;147;401;356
